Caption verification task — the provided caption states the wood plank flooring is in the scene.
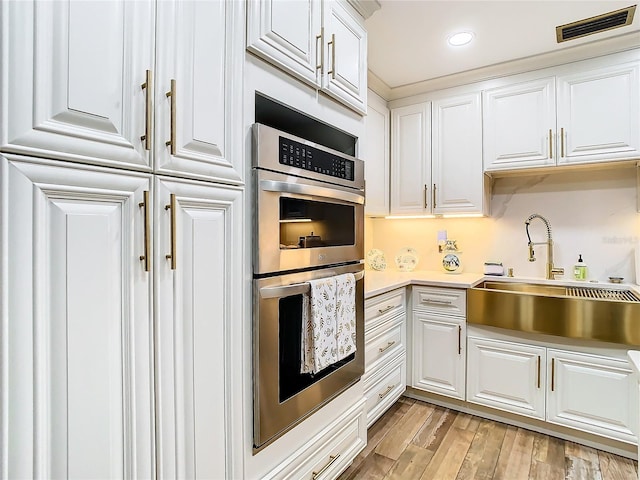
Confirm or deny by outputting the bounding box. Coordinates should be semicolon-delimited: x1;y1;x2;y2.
338;397;639;480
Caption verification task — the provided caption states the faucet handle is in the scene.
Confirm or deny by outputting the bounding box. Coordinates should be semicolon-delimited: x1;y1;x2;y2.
550;267;564;279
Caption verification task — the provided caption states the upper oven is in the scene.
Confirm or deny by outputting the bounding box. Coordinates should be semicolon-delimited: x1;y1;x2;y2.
252;123;365;275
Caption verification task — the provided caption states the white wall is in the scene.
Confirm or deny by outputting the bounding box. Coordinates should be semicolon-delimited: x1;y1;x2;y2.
367;166;640;284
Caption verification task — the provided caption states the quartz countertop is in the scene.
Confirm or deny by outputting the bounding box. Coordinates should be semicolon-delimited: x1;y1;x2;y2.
364;269;484;298
629;350;640;377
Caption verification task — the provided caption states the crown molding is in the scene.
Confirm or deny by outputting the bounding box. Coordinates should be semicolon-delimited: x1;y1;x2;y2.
347;0;381;19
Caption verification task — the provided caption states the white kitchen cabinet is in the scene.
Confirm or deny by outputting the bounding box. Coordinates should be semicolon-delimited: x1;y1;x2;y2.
2;0;243;184
466;328;638;445
1;157;244;479
246;0;367;114
412;312;466;400
483;55;640;172
390;92;486;216
154;177;243;479
153;0;243;182
467;337;546;420
363;288;407;424
431;92;487;214
557;61;640;165
262;399;367;480
547;349;638;444
411;286;466;400
364;90;390;216
483;77;556;170
390;102;431;215
1;156;154;479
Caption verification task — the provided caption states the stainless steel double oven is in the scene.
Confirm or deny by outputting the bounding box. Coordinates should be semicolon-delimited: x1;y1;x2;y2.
252;123;365;450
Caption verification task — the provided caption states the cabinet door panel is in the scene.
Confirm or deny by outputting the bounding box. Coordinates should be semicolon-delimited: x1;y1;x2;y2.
548;349;638;443
483;77;556;170
557;62;640;164
154;177;243;480
2;156;153;479
364;91;390;216
467;337;545;420
432;93;483;213
246;0;321;86
155;1;242;183
322;0;367;114
2;1;154;169
390;103;431;215
412;313;465;399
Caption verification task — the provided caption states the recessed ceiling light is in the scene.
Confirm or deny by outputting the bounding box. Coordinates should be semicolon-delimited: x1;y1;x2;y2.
447;31;474;47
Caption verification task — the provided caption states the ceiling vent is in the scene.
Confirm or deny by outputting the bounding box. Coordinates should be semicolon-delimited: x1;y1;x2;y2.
556;5;637;43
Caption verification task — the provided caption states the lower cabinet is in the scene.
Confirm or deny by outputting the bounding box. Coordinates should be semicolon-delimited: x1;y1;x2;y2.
411;286;467;400
363;288;407;424
467;335;638;444
412;313;466;400
1;156;244;478
262;399;367;480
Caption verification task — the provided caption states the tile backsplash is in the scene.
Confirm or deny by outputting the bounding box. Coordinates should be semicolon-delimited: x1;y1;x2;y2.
367;166;640;284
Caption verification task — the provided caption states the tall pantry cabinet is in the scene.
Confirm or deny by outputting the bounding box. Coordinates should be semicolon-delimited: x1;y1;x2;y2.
1;1;245;479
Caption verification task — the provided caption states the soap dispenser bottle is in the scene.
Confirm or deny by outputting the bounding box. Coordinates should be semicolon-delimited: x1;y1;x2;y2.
573;254;587;280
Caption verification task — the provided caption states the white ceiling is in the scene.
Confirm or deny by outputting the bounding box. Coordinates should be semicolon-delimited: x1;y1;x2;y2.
365;1;640;89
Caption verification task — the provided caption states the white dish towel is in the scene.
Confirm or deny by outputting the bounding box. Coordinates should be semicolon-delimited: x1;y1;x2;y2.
301;273;357;374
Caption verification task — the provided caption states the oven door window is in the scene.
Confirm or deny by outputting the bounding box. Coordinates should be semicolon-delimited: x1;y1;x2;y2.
279;198;355;250
278;294;354;403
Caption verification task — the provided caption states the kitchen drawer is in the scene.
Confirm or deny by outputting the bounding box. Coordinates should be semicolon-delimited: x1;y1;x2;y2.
412;286;466;316
365;288;406;330
364;315;406;375
263;399;367;480
364;354;406;427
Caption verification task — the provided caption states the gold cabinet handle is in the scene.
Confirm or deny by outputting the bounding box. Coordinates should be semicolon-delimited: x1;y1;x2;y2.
312;454;341;479
138;190;150;272
560;127;565;157
548;128;553;159
458;325;462;355
423;298;452;305
551;358;555;391
165;193;176;270
165;79;177;155
537;355;541;388
423;184;428;209
327;33;335;79
377;305;394;315
379;341;396;353
433;183;437;209
378;385;395;400
140;70;152;150
315;29;324;72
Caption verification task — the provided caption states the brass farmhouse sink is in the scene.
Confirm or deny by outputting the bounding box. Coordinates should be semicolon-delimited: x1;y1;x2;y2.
467;281;640;346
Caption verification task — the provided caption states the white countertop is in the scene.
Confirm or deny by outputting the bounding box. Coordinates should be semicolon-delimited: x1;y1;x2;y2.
628;350;640;377
364;269;640;299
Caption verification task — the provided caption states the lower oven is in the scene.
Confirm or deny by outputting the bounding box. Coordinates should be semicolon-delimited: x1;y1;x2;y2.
253;262;365;451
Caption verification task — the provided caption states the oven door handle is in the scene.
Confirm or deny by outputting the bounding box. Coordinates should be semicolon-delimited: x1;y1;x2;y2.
260;270;365;299
259;180;365;205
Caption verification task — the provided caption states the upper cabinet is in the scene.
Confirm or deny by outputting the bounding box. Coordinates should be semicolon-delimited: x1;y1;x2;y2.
364;90;390;216
247;0;367;114
484;54;640;172
1;0;243;184
390;91;488;216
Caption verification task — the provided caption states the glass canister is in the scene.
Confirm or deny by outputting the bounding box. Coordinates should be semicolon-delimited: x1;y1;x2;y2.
441;240;463;274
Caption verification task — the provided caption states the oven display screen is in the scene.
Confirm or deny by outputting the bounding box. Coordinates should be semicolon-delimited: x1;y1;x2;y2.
279;137;354;181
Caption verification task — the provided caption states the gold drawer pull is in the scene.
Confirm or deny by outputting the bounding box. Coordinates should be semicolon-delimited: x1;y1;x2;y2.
377;305;394;315
165;193;177;270
537;355;541;389
312;454;341;479
140;70;152;150
165;79;177;155
378;385;395;400
379;341;396;353
423;298;452;305
138;190;150;272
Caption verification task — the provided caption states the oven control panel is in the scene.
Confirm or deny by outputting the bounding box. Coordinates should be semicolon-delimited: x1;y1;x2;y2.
279;137;354;181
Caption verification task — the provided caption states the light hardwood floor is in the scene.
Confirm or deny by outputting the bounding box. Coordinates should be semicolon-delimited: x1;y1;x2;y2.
339;397;639;480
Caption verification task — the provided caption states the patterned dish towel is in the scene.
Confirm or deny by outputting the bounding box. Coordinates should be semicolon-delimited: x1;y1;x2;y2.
301;273;357;374
335;273;356;361
301;276;338;374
